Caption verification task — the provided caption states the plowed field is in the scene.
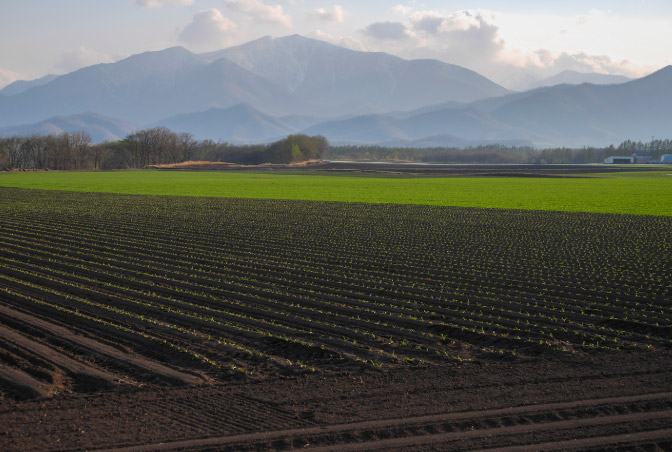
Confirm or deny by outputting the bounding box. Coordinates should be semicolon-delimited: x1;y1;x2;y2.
0;187;671;451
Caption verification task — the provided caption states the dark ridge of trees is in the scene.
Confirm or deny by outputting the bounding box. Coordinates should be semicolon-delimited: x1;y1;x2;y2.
0;131;92;170
2;128;671;171
329;139;672;164
0;129;329;170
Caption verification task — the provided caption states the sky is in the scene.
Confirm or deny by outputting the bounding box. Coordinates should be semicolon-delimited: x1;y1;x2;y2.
1;0;672;89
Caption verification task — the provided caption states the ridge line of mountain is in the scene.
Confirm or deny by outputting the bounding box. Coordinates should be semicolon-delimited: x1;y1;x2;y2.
0;35;670;147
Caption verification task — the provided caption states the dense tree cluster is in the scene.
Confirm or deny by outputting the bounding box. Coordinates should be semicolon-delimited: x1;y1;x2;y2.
615;139;672;157
329;140;672;164
195;134;328;165
2;129;671;170
0;131;92;170
0;128;329;170
327;144;535;164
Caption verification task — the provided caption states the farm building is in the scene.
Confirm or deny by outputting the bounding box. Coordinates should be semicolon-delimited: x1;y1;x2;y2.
631;152;653;163
661;154;672;164
604;156;633;164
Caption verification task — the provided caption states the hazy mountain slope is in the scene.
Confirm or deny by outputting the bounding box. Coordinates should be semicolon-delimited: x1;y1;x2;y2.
0;74;59;96
490;65;542;91
0;36;667;148
154;104;295;143
304;106;528;145
277;114;325;131
0;46;310;127
0;113;138;143
0;35;510;132
204;35;510;112
400;107;521;141
381;134;534;148
0;47;207;126
304;66;672;147
527;70;631;90
491;66;672;145
303;115;409;144
167;58;312;117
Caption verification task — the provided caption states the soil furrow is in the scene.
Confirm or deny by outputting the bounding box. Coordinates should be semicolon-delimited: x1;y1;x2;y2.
91;392;672;451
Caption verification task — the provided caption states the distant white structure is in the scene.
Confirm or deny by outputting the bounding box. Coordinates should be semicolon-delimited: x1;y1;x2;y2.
661;154;672;164
604;156;633;164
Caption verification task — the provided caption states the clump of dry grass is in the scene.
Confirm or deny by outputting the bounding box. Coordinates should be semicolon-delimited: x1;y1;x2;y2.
148;160;326;170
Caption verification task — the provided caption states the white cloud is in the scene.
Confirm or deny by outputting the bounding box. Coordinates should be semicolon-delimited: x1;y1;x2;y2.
362;21;413;41
225;0;292;28
0;68;21;90
179;9;238;50
129;0;193;7
495;9;669;77
391;5;413;16
381;7;657;85
56;47;115;73
403;10;504;69
308;30;367;51
312;5;344;23
516;50;645;78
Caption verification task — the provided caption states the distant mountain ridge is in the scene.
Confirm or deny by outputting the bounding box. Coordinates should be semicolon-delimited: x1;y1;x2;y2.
153;104;295;143
304;66;672;147
0;74;59;96
0;46;311;126
0;35;510;129
0;35;670;148
0;112;138;143
526;70;631;90
203;35;510;112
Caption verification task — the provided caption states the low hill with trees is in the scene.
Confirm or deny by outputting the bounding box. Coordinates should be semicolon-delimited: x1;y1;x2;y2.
2;127;671;171
0;128;328;170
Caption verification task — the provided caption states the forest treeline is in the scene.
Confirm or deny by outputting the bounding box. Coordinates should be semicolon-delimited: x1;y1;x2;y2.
1;126;671;170
331;139;672;164
0;128;328;170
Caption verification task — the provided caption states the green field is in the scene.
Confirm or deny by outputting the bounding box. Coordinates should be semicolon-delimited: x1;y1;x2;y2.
1;169;671;216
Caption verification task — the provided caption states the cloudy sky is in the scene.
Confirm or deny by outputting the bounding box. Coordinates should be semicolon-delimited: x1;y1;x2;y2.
1;0;671;88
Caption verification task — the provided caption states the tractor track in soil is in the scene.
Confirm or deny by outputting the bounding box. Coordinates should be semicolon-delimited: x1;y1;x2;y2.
1;355;671;451
95;391;672;452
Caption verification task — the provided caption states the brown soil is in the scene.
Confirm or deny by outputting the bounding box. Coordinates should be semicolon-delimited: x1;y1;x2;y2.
1;352;671;451
1;188;671;451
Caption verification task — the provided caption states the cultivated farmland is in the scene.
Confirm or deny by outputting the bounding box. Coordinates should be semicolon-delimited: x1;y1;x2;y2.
1;166;672;215
0;186;671;450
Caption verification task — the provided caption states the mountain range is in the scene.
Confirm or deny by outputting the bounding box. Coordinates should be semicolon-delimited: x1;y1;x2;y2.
154;104;296;143
0;34;667;148
0;74;59;96
525;70;631;90
0;35;508;126
305;66;672;147
0;112;137;143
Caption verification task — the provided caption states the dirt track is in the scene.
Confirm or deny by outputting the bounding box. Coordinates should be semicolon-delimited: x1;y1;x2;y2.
1;352;671;451
95;391;672;451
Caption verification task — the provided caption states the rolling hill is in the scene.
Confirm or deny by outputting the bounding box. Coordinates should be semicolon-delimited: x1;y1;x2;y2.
153;104;295;143
0;112;138;143
526;70;631;90
304;66;672;147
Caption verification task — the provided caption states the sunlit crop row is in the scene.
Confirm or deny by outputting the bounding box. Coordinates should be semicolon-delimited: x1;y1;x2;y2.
0;188;670;377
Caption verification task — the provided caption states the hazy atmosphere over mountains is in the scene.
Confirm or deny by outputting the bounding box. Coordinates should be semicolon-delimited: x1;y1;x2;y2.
1;1;672;147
